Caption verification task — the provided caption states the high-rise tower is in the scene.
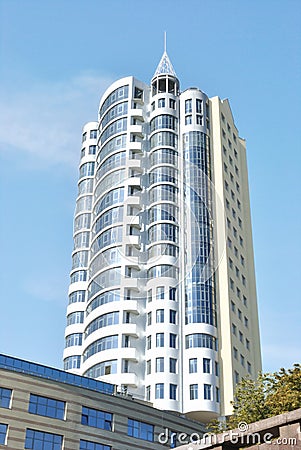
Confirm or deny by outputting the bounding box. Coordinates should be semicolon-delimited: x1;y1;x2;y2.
63;50;261;422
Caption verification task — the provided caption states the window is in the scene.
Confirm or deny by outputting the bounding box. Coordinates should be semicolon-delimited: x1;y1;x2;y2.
156;309;164;323
243;295;248;307
244;316;249;328
0;424;7;446
215;361;219;376
146;385;151;401
185;115;192;125
216;387;220;403
155;383;164;399
169;99;175;109
147;335;151;350
204;384;211;400
233;347;238;359
146;360;151;375
170;384;177;400
203;358;211;374
240;354;245;367
25;429;62;450
90;130;97;139
81;407;112;431
0;388;12;409
230;278;234;290
196;114;202;125
234;371;239;384
80;440;111;450
28;395;65;420
185;99;192;113
196;98;202;113
190;384;198;400
156;357;164;372
170;309;176;324
156;286;164;300
186;334;217;350
169;358;177;373
147;289;152;303
231;300;235;312
232;323;237;336
247;362;252;374
128;418;154;442
158;98;165;108
82;132;87;142
156;333;164;347
169;287;176;301
239;331;244;343
63;355;81;370
147;312;152;326
246;339;250;350
169;333;176;348
151;101;155;111
189;358;197;373
238;309;242;320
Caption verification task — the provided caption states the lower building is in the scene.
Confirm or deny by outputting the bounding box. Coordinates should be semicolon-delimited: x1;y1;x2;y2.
0;354;205;449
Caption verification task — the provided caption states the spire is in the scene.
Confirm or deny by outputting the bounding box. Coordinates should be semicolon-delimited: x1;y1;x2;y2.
153;32;177;78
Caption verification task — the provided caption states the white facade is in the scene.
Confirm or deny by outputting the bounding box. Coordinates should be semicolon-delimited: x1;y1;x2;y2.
63;51;261;422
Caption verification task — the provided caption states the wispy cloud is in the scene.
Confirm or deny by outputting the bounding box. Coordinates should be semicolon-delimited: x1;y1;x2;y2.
0;73;113;168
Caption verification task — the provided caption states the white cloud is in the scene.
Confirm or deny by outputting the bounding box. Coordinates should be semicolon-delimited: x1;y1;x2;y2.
0;73;113;168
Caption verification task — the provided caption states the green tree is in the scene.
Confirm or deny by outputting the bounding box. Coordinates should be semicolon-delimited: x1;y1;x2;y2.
208;364;301;432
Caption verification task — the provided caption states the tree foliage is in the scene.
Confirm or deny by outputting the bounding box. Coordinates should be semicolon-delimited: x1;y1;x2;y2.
209;364;301;432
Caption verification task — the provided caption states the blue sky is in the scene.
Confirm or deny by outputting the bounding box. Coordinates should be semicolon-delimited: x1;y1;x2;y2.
0;0;300;373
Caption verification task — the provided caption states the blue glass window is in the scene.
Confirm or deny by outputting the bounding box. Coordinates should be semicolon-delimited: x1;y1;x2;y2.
80;440;111;450
0;388;12;408
28;394;65;420
25;429;62;450
155;383;164;399
63;355;81;370
128;418;154;442
0;424;7;445
81;406;112;431
204;384;212;400
170;384;177;400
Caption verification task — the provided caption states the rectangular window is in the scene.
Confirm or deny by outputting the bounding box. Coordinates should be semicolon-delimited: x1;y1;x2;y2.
169;358;177;373
185;99;192;114
185;115;192;125
0;388;12;409
90;130;97;139
156;333;164;347
169;333;176;348
235;371;239;384
28;394;65;420
233;347;238;359
146;385;151;401
0;424;8;446
147;312;152;326
128;418;154;442
156;357;164;372
247;362;252;374
246;339;250;350
169;287;176;301
204;384;211;400
156;286;164;300
203;358;211;373
81;406;112;431
190;384;198;400
146;360;151;375
196;99;202;113
155;383;164;399
196;114;203;125
170;384;177;400
147;289;152;302
147;335;151;349
25;429;62;450
216;387;220;403
156;309;164;323
169;99;175;109
215;361;219;376
80;440;111;450
158;98;165;108
189;358;197;373
169;309;176;324
240;354;245;367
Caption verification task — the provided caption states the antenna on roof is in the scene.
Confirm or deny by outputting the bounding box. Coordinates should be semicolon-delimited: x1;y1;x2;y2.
164;31;167;53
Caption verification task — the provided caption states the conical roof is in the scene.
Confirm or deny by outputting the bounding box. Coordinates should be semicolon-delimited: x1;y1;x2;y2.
153;51;177;78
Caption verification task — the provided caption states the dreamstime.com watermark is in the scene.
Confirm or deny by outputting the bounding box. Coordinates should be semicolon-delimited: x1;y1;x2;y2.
158;422;298;447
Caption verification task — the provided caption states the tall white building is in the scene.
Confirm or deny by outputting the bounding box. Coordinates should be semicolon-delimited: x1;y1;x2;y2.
63;50;261;422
